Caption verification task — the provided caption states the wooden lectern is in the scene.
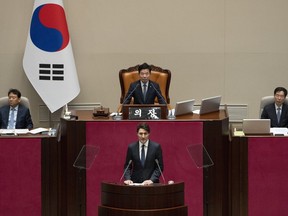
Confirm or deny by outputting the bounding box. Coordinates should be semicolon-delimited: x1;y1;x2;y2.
122;104;167;120
98;182;188;216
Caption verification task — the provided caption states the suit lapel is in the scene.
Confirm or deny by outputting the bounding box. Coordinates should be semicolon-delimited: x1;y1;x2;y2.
3;106;10;127
15;105;23;128
146;140;152;161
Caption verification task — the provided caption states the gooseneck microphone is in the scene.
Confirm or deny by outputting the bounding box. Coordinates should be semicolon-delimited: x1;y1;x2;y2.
155;159;166;184
122;83;140;105
119;160;132;183
149;82;167;104
114;83;140;120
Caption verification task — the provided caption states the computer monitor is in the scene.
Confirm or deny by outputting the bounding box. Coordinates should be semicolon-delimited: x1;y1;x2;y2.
174;99;195;116
242;119;271;135
194;95;221;115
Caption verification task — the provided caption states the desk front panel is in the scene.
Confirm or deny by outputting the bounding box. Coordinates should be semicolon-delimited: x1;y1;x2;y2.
231;137;288;216
0;137;60;216
0;138;41;216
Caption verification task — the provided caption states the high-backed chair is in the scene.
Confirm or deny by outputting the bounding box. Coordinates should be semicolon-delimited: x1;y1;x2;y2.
259;96;288;117
119;64;171;105
0;96;30;109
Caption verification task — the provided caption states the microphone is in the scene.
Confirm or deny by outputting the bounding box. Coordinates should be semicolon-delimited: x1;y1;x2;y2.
114;83;140;120
122;83;140;105
119;159;132;183
149;82;167;105
155;159;165;184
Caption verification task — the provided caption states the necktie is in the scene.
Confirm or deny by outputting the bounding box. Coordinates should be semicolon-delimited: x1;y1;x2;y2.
277;107;281;124
8;108;15;129
143;84;147;100
141;144;145;167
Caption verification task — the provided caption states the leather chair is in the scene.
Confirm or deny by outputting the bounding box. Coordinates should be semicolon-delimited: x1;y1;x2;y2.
259;96;288;117
0;96;30;109
119;64;171;105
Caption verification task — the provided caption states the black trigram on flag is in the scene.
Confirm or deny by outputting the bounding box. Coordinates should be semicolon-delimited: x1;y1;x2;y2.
39;64;64;81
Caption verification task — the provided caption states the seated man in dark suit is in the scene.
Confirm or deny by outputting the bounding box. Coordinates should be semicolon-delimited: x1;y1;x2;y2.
261;87;288;127
0;88;33;129
123;63;166;104
123;122;164;185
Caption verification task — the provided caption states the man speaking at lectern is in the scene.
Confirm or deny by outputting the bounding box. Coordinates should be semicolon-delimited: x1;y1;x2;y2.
123;63;166;105
123;123;164;185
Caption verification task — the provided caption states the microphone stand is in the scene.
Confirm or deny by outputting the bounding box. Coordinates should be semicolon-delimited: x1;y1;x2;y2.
114;83;140;120
119;160;132;183
149;82;167;105
155;159;165;184
149;82;173;119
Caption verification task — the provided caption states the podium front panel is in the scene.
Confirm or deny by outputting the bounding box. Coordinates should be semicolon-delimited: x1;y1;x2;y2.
101;182;185;209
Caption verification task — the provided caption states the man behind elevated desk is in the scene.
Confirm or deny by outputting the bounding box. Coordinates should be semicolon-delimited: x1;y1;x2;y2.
123;123;164;186
123;63;166;104
261;86;288;127
0;88;33;129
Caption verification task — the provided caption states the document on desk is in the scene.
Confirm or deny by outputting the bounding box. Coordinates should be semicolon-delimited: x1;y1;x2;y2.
193;110;200;114
270;128;288;136
0;129;29;135
29;128;49;134
128;183;145;186
0;128;49;135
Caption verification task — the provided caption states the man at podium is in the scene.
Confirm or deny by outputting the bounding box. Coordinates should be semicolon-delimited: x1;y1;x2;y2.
123;63;166;104
123;123;164;185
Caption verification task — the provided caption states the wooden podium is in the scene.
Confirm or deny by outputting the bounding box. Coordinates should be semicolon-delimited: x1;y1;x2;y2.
98;182;188;216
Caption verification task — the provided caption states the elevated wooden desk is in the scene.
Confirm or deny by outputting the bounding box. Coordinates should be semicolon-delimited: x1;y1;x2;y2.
60;109;229;216
98;182;187;216
230;135;288;216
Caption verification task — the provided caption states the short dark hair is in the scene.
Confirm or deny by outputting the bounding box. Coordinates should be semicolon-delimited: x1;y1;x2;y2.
137;122;150;133
8;88;21;98
138;63;151;73
274;87;287;97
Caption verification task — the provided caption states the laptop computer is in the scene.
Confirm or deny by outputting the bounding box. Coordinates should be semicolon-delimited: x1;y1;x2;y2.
174;99;195;116
242;119;271;135
193;95;222;115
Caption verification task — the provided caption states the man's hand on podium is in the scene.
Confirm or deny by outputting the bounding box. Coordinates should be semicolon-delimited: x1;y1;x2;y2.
142;180;153;185
124;180;133;185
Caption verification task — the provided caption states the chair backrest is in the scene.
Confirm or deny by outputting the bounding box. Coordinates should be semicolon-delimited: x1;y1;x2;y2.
0;96;30;109
119;64;171;104
259;95;288;117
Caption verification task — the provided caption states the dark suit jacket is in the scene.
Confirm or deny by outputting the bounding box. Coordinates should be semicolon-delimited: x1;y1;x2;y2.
123;80;166;104
124;140;164;183
261;103;288;127
0;104;33;129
